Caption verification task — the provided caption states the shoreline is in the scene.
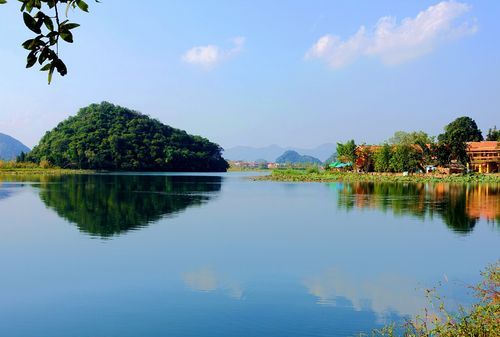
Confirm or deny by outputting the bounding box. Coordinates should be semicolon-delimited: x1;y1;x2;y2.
252;170;500;184
0;168;94;176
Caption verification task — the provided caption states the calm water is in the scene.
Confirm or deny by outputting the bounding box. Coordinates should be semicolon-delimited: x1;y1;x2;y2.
0;173;498;337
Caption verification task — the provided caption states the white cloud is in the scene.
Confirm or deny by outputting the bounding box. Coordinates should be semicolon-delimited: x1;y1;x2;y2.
306;1;477;69
182;37;246;68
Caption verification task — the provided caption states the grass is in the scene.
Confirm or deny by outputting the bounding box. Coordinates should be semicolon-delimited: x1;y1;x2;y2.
0;160;92;175
361;262;499;337
253;169;500;184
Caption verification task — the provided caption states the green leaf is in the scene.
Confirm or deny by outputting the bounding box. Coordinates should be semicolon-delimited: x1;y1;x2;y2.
48;63;55;84
23;12;41;34
26;51;37;68
0;0;7;5
38;47;49;64
40;63;52;71
43;16;54;31
22;38;36;50
54;59;67;76
63;23;80;30
60;30;74;43
76;0;89;12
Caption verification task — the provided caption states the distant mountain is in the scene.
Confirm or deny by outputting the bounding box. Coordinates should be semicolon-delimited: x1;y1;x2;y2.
224;143;336;162
0;133;30;161
275;150;322;165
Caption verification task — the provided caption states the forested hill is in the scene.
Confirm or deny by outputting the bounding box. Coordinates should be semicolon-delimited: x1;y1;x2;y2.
0;133;30;160
276;150;322;164
27;102;229;172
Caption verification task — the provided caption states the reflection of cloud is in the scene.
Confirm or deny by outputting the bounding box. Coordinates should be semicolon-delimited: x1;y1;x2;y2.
305;269;426;320
183;267;244;300
183;268;218;292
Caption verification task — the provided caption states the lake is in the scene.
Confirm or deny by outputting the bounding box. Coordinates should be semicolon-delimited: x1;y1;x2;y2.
0;173;498;337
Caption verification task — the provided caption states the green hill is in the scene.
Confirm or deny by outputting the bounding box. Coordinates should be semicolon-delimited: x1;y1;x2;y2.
0;133;30;161
275;150;322;165
27;102;229;171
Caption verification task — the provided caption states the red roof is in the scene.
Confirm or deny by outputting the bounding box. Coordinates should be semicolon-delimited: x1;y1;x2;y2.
467;141;500;152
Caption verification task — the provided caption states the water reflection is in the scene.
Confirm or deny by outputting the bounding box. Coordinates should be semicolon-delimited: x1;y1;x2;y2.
0;181;27;201
183;267;244;300
334;183;500;234
0;174;222;237
305;269;426;322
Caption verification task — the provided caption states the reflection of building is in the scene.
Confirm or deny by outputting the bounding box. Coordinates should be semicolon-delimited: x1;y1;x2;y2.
467;141;500;173
336;182;499;232
466;184;500;221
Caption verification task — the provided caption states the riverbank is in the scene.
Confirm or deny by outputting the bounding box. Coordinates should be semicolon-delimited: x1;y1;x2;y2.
0;168;93;175
253;169;500;184
0;162;93;176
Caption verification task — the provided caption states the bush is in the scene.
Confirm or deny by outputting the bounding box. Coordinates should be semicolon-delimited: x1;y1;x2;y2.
363;261;499;337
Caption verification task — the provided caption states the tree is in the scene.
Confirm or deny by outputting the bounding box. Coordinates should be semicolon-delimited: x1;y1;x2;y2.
27;102;229;171
374;143;392;172
438;116;483;143
0;0;98;84
431;142;452;167
336;140;357;164
438;116;483;165
389;144;422;172
356;145;375;172
388;130;434;146
486;126;500;141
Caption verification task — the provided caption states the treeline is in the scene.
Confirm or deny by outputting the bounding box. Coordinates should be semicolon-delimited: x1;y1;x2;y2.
332;116;497;173
17;102;229;172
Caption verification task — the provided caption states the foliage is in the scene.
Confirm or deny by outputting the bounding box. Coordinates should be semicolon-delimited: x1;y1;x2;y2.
438;116;483;165
438;116;484;143
362;261;499;337
430;143;452;167
389;144;422;173
0;159;51;169
0;0;98;84
486;126;500;141
374;144;393;172
388;131;434;146
261;170;500;184
337;140;357;164
26;102;229;172
275;150;322;165
357;145;375;172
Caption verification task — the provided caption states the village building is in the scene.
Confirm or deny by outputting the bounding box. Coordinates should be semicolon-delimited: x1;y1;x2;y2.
467;141;500;173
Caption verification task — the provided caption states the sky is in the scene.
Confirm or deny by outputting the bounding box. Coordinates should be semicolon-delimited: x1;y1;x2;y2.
0;0;498;149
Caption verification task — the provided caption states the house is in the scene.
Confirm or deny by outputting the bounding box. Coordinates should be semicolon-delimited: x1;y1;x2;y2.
467;141;500;173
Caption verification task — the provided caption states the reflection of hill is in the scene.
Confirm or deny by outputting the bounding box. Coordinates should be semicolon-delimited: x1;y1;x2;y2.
0;182;26;201
335;182;499;234
34;174;222;237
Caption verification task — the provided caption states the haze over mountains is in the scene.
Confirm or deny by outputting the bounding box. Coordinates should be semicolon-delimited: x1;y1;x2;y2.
0;133;30;161
224;143;336;162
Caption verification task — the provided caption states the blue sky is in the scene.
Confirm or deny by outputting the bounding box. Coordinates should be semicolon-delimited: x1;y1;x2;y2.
0;0;498;149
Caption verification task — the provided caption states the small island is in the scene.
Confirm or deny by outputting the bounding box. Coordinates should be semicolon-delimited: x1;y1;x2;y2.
17;102;229;172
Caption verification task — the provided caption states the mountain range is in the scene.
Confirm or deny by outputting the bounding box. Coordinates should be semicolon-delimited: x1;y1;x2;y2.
0;133;30;161
223;143;336;162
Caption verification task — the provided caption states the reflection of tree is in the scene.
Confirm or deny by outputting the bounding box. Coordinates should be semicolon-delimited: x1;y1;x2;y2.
33;174;222;237
336;182;499;234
